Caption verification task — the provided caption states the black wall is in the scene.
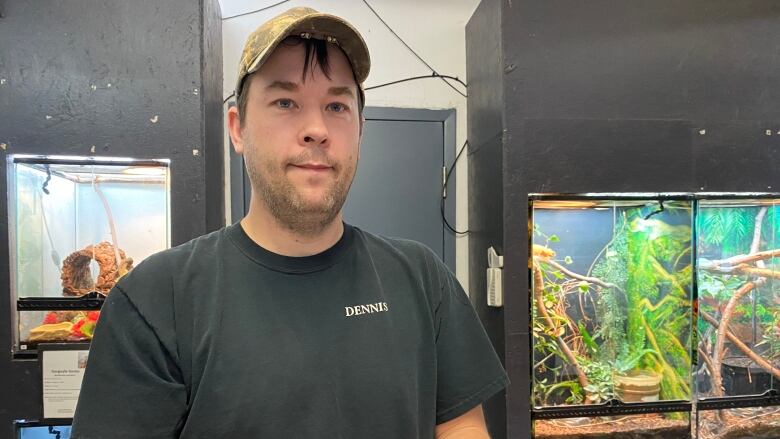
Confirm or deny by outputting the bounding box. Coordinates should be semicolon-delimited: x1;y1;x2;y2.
0;0;222;435
465;1;507;438
467;1;780;437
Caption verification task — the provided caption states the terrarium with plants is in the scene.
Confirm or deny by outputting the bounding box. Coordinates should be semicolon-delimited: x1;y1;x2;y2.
695;199;780;439
530;197;693;438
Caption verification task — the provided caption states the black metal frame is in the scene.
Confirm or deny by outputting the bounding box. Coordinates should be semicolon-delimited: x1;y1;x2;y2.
17;292;106;311
10;155;170;168
697;389;780;411
532;399;692;419
14;293;105;359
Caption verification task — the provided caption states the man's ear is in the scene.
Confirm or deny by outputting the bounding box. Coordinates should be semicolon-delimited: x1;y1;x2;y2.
227;105;244;155
359;114;365;138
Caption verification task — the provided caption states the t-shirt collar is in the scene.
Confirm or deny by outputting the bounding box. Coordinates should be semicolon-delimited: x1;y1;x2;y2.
226;221;354;274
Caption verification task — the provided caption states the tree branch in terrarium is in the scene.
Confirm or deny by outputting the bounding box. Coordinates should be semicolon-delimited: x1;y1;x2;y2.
701;310;780;382
710;280;762;396
707;206;772;396
750;207;768;257
542;258;622;291
532;257;591;397
699;249;780;272
697;345;719;394
733;265;780;279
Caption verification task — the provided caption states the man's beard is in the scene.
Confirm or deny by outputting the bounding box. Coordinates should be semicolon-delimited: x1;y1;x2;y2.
245;143;356;237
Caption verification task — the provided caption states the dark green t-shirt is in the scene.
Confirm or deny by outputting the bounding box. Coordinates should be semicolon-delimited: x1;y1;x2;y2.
71;223;508;438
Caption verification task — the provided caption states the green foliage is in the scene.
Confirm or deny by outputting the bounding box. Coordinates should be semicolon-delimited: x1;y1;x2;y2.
592;215;629;361
533;206;694;405
533;222;561;248
578;322;598;357
755;311;780;360
698;271;746;302
611;348;658;374
698;206;780;379
698;206;755;256
622;207;693;400
761;206;780;248
533;378;584;406
580;360;614;403
734;302;775;325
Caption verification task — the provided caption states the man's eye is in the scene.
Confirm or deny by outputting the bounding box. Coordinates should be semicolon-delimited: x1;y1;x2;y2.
275;99;294;109
327;102;348;113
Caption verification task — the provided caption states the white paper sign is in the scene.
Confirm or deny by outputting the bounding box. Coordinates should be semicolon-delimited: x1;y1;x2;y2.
42;349;89;419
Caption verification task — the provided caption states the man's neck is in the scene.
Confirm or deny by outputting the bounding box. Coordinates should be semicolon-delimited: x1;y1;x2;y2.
240;203;344;257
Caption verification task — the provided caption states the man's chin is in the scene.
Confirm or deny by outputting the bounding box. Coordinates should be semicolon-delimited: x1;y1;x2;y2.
292;191;334;209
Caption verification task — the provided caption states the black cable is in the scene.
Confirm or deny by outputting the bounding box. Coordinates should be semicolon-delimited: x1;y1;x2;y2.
361;0;467;98
223;91;235;105
222;0;291;20
48;426;61;439
365;73;467;92
644;200;665;220
42;164;52;195
441;140;470;235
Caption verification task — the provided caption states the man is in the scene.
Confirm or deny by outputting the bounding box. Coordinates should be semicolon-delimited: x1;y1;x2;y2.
71;7;507;438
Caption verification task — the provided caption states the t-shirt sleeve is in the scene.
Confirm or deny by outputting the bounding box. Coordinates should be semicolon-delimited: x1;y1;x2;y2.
70;285;188;439
432;256;509;424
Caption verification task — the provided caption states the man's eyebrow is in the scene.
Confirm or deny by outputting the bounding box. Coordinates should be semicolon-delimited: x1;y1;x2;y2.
329;86;355;98
265;81;299;92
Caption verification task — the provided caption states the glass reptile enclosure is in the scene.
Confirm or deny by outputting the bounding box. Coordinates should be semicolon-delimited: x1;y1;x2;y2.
529;194;779;439
8;155;170;355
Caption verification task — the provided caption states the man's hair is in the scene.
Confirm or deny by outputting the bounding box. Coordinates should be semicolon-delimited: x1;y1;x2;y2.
237;36;365;125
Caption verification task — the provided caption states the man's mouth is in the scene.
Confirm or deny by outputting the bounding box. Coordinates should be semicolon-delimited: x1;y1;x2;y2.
290;163;332;172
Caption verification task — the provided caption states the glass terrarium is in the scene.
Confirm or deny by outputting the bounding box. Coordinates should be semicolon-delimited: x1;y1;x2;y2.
695;198;780;439
15;422;72;439
530;196;694;438
8;155;170;354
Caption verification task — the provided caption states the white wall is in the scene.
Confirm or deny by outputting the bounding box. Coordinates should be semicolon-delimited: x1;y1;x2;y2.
220;0;479;290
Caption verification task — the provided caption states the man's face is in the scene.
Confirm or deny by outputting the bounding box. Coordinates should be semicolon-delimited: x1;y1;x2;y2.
229;41;362;235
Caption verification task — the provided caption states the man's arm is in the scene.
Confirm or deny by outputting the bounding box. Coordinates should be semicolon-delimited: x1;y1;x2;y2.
435;406;491;439
71;285;187;438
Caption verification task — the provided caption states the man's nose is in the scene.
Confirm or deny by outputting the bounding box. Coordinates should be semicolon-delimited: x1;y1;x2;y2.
298;108;329;147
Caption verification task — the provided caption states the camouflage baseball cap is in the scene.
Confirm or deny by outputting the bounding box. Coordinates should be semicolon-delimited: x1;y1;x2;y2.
235;7;371;98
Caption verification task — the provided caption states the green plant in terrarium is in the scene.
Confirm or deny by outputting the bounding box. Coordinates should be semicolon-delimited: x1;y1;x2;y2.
532;205;692;407
755;311;780;360
532;205;692;410
697;204;780;396
622;208;692;402
580;359;614;404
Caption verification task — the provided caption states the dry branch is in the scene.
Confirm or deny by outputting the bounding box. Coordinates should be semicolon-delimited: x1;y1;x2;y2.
700;249;780;271
701;310;780;382
540;258;620;291
533;264;590;397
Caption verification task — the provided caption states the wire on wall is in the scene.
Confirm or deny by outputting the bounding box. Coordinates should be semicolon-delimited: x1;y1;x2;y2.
361;0;467;98
222;0;291;21
220;1;469;98
441;140;470;235
365;73;467;92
